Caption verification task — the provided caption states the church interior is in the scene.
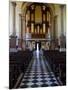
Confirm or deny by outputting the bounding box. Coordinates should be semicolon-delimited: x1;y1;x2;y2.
9;1;66;89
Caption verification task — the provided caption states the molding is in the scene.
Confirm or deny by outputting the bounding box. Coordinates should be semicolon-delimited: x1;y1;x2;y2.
9;35;17;38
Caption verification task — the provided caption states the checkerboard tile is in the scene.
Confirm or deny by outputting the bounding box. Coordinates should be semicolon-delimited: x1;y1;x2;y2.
19;50;60;88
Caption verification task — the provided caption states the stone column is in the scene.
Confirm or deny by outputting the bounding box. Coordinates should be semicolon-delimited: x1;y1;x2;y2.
18;14;23;50
9;2;17;48
22;15;26;39
21;15;26;50
12;2;16;36
61;5;66;36
61;5;64;34
59;5;66;49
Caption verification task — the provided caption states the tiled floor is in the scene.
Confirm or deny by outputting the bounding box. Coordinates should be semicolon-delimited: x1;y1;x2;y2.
19;50;60;88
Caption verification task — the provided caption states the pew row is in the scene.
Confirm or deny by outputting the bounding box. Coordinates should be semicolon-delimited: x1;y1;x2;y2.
43;50;66;85
9;49;33;89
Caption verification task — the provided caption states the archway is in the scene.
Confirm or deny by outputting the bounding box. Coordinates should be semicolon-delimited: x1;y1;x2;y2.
21;2;54;50
35;41;41;50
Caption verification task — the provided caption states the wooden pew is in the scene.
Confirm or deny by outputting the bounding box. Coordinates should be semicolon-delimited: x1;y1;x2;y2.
43;50;66;85
9;49;33;89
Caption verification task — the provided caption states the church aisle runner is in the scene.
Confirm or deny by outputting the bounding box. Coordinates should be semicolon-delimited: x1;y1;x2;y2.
19;50;59;88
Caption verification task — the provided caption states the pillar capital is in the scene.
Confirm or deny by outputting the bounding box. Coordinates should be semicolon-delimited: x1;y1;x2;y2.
12;2;16;7
60;5;65;8
11;2;16;36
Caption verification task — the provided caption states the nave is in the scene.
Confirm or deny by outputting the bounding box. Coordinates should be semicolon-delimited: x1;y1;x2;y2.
19;50;61;88
9;2;66;89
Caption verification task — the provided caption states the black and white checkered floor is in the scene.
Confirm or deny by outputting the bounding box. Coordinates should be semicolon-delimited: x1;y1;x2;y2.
19;50;60;88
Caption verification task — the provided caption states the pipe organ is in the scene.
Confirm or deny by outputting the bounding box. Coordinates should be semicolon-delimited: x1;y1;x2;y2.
26;3;51;38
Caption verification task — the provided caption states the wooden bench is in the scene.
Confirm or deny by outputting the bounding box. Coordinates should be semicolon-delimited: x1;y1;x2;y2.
43;50;66;85
9;50;33;89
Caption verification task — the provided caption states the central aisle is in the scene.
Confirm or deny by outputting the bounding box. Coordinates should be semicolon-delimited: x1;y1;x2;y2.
19;50;59;88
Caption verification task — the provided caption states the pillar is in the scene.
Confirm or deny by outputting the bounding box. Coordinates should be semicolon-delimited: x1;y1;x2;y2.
59;5;66;48
9;2;17;48
18;14;23;50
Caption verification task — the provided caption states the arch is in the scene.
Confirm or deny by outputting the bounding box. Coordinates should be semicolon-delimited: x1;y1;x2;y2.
21;2;55;39
21;2;55;17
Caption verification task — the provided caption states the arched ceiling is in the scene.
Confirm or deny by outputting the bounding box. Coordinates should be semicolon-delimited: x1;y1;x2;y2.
21;2;55;17
12;1;63;17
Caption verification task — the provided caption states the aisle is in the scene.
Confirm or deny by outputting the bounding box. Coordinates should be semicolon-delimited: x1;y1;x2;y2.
19;50;59;88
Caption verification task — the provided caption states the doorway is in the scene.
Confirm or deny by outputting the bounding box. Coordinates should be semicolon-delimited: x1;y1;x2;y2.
35;41;41;50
